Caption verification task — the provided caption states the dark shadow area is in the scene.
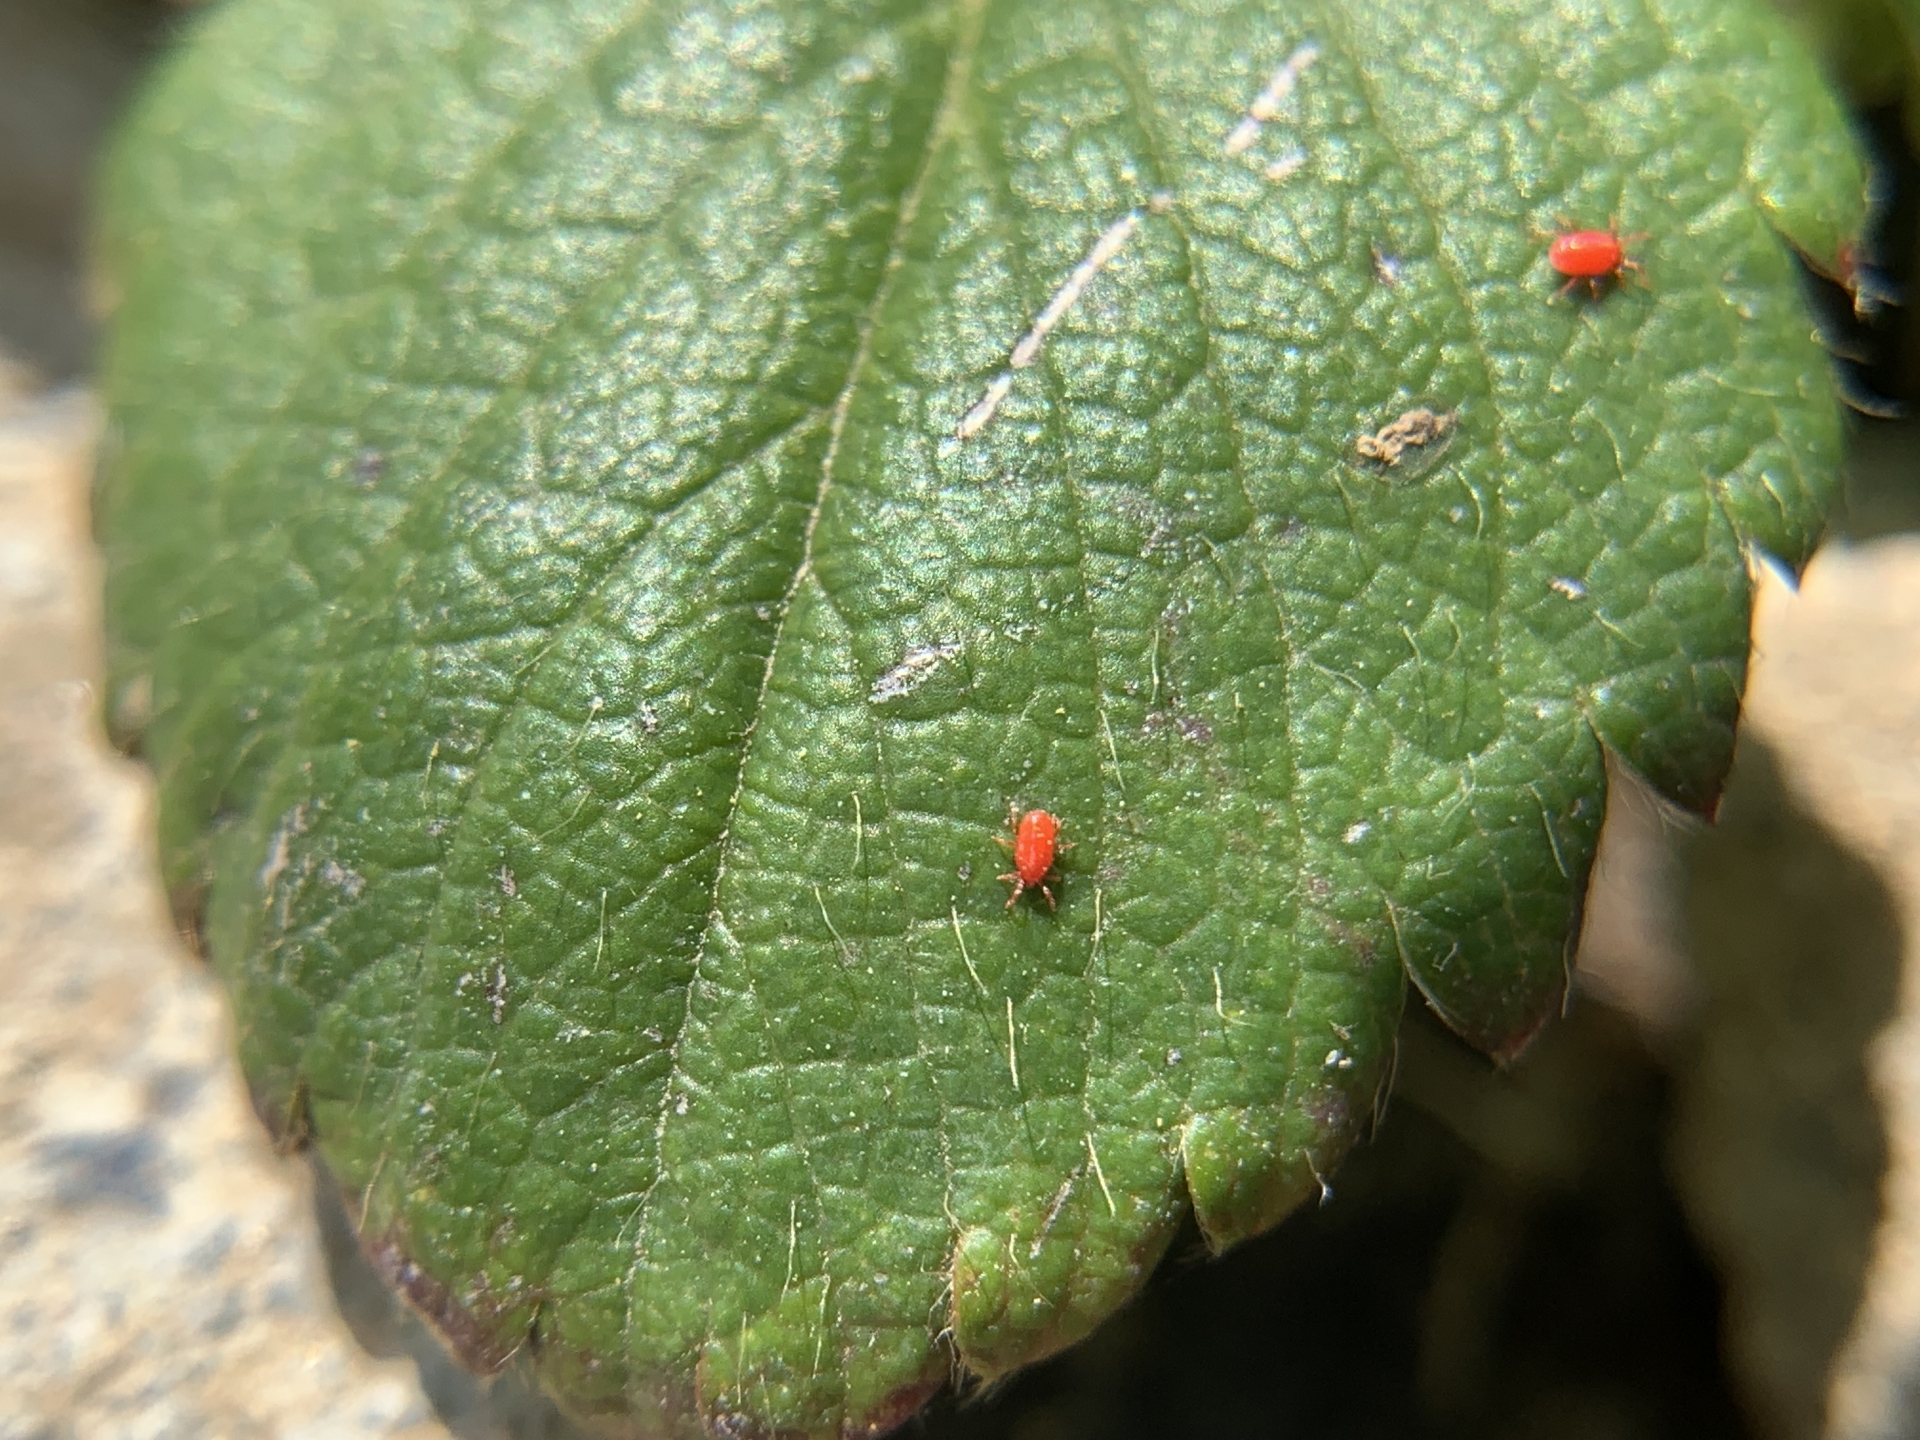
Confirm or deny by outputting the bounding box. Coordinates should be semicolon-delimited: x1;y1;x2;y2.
906;1002;1748;1440
1799;104;1920;544
305;993;1762;1440
302;982;1769;1440
0;0;185;381
1835;413;1920;542
1669;738;1904;1440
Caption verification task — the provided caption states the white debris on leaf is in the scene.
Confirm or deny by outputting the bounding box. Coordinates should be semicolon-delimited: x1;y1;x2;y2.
1008;212;1140;370
956;374;1014;441
957;208;1149;441
1224;41;1319;156
1263;150;1307;183
869;642;961;702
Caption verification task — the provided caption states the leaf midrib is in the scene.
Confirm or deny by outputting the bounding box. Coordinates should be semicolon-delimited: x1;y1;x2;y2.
620;0;985;1363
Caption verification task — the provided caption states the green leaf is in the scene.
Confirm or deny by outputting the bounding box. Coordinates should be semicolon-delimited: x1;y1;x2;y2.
97;0;1860;1431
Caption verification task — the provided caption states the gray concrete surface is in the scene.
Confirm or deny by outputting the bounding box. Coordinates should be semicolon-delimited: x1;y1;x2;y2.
0;375;453;1439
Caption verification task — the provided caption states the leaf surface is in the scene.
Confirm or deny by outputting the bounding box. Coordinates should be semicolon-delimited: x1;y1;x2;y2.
97;0;1860;1431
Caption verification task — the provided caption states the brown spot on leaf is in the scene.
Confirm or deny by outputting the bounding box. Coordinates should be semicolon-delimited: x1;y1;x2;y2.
168;877;209;959
1143;710;1215;746
266;1076;313;1156
363;1230;523;1375
1301;1083;1352;1138
692;1355;943;1440
1322;917;1378;969
843;1373;944;1438
1355;405;1455;466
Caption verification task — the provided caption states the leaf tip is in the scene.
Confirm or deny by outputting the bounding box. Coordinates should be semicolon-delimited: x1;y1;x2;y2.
1179;1105;1344;1253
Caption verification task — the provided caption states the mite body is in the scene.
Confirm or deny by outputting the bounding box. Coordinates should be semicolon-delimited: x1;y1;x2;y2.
997;806;1069;910
1547;223;1646;299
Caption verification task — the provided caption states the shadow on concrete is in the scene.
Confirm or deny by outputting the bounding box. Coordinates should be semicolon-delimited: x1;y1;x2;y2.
1670;738;1903;1440
0;0;184;381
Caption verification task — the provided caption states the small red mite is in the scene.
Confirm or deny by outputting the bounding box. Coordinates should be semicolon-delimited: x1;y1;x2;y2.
996;806;1070;910
1547;223;1646;299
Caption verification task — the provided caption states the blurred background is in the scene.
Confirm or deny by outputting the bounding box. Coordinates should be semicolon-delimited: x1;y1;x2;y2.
7;2;1920;1438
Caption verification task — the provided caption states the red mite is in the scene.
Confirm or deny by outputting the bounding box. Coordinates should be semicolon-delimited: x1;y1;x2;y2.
996;806;1070;910
1547;223;1646;300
